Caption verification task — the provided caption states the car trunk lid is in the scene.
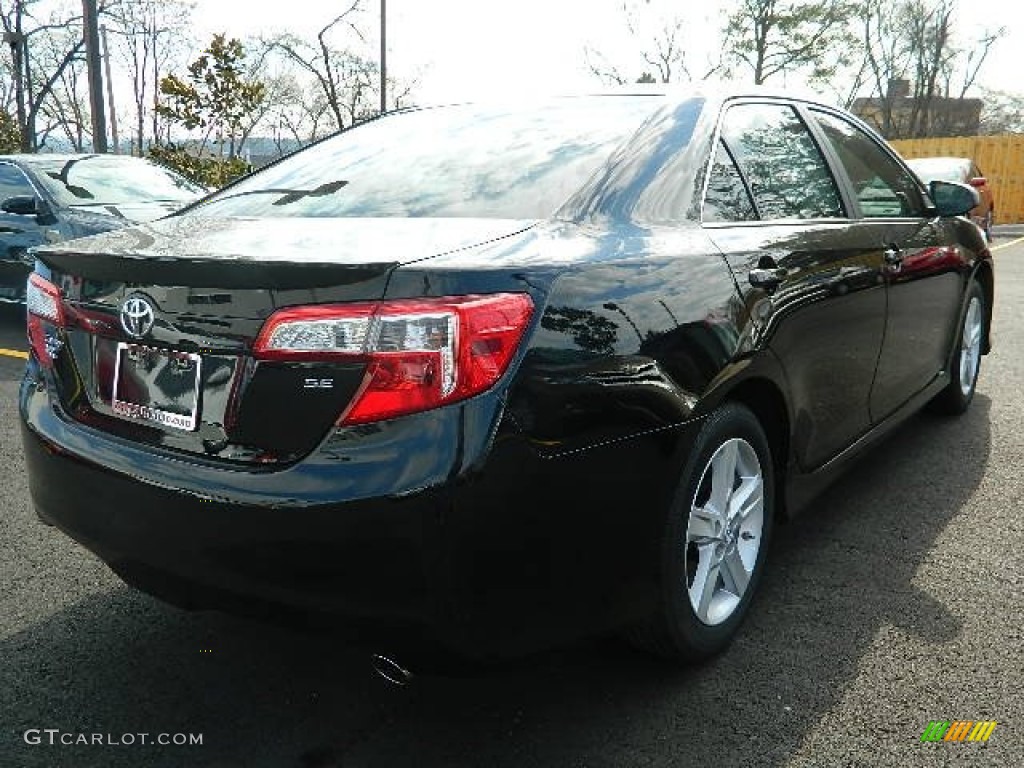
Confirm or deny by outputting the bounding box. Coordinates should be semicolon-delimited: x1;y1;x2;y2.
32;215;539;464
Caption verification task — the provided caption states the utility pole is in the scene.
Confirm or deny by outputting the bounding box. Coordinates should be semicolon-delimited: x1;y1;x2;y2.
82;0;108;152
100;25;118;153
380;0;387;115
22;34;34;149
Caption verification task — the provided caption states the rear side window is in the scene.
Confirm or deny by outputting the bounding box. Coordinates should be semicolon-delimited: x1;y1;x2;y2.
703;140;757;222
720;103;844;221
811;110;927;218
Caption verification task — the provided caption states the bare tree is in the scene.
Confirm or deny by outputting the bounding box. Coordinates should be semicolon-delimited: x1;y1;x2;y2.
263;2;368;133
854;0;1002;138
32;18;89;149
978;89;1024;135
586;0;722;85
259;5;412;141
0;0;124;150
108;0;193;155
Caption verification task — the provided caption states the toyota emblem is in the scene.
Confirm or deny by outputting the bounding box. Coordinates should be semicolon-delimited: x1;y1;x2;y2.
120;295;156;338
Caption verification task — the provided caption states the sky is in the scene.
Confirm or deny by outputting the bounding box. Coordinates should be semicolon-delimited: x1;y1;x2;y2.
186;0;1024;105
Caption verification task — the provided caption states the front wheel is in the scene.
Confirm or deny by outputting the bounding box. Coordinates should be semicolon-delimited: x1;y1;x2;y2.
930;280;985;415
628;403;775;662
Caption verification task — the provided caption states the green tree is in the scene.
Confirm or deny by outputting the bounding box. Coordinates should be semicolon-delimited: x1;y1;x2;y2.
0;109;21;152
154;34;264;187
157;34;265;159
147;143;249;188
724;0;856;85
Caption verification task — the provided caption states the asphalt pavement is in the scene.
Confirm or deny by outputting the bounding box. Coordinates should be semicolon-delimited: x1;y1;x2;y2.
0;240;1022;767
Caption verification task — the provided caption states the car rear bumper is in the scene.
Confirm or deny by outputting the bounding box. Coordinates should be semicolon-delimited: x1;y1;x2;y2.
20;358;475;651
21;414;444;616
20;358;700;660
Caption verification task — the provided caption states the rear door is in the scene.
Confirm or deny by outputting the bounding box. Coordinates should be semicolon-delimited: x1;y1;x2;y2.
703;100;888;470
806;108;967;421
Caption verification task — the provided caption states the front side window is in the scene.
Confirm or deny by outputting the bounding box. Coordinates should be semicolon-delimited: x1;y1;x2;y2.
720;103;844;221
0;164;37;203
811;110;927;219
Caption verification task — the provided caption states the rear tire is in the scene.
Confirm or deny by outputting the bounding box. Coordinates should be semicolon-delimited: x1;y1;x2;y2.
930;280;985;416
628;402;775;662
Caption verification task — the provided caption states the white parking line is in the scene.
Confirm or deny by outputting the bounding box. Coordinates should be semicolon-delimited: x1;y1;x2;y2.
991;235;1024;252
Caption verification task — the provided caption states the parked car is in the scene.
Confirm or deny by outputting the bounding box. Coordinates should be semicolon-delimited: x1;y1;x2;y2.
906;156;995;240
19;89;992;672
0;153;205;302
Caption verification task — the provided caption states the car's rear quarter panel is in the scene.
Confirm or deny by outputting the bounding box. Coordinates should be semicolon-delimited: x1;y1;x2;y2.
386;222;752;654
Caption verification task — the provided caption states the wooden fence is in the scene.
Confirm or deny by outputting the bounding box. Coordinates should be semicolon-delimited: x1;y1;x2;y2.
890;135;1024;224
888;135;1024;224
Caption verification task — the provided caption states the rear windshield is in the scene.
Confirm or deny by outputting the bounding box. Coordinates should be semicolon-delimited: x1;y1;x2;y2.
193;97;663;220
30;155;204;206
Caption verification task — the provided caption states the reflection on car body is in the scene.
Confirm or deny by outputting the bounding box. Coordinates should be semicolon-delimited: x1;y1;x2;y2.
19;87;992;670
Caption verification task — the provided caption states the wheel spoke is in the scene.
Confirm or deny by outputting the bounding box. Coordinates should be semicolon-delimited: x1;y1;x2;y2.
709;440;738;514
728;474;762;521
721;549;750;597
692;550;720;621
959;299;982;396
688;506;719;543
967;321;981;348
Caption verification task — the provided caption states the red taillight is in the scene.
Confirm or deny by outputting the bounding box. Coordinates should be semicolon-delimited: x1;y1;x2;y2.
26;273;65;367
969;177;987;188
253;293;534;425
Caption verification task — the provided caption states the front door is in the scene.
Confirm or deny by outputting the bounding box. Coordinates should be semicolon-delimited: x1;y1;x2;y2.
807;109;967;421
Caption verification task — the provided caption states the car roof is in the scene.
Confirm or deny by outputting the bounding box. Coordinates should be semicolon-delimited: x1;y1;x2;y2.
406;83;833;118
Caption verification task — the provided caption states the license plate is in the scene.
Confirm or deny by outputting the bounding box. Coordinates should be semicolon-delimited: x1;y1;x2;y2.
110;343;202;432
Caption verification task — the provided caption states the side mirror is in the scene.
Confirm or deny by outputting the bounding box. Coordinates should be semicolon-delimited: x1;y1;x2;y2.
1;195;41;216
929;180;979;218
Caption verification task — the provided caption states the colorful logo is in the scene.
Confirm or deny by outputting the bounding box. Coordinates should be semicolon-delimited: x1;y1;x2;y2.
921;720;997;742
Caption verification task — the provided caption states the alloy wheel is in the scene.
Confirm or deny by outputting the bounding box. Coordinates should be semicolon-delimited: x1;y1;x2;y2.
959;296;983;397
685;438;764;626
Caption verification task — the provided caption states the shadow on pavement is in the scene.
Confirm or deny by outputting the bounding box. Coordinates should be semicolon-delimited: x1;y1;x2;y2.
0;396;992;768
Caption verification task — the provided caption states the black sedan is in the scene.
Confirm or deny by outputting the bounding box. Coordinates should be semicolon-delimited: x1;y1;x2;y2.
18;89;992;672
0;153;204;302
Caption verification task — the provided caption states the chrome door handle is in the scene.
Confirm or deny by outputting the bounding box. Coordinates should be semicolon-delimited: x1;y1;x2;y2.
748;268;784;291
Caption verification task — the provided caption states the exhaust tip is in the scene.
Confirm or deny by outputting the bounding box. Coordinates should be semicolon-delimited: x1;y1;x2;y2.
371;653;413;686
